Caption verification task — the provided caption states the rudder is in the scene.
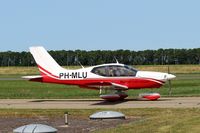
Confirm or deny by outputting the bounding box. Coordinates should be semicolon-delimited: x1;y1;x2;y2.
30;46;63;77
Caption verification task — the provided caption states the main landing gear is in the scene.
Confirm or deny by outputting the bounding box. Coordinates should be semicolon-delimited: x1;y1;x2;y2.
99;87;161;101
99;89;128;101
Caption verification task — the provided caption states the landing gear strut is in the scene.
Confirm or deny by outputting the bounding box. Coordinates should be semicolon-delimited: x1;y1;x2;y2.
100;89;128;101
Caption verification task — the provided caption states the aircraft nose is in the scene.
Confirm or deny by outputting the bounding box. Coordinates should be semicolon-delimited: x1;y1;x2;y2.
166;74;176;80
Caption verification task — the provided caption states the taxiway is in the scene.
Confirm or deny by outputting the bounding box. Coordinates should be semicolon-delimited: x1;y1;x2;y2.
0;97;200;109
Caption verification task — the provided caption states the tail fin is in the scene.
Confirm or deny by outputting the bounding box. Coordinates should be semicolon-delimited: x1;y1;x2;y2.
30;46;63;77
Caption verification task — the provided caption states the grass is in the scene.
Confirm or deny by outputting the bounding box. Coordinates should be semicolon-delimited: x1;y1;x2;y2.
0;65;200;99
0;65;200;75
130;74;200;97
0;80;98;99
94;108;200;133
135;65;200;74
0;66;39;75
0;108;199;133
0;66;200;132
0;73;199;99
0;108;96;118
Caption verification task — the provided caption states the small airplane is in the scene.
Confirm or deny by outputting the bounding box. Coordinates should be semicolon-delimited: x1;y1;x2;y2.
23;46;176;101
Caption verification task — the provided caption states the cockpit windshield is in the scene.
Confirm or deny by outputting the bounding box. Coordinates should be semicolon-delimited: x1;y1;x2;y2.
91;65;137;77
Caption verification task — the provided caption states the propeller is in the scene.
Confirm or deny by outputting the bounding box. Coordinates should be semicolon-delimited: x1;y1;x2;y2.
167;65;172;96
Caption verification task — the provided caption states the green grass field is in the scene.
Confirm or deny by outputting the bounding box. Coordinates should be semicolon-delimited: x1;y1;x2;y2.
0;75;200;99
0;80;98;99
0;65;200;75
94;108;200;133
0;108;199;133
0;65;200;99
0;65;200;132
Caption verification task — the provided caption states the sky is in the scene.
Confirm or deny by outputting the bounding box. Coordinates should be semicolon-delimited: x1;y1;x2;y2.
0;0;200;51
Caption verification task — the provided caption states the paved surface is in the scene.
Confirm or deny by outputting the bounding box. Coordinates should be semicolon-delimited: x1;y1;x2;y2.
0;97;200;109
0;78;22;80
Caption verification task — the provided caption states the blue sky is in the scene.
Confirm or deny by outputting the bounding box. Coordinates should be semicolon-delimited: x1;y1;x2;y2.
0;0;200;51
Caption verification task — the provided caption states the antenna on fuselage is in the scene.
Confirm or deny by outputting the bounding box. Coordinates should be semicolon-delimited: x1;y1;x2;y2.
78;61;84;68
75;56;84;68
114;56;119;64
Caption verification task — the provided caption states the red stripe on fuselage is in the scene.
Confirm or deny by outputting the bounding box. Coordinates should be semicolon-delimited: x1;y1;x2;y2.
35;65;165;89
41;76;164;89
37;64;59;78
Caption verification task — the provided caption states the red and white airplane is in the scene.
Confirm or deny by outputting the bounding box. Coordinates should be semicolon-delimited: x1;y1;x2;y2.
23;46;176;101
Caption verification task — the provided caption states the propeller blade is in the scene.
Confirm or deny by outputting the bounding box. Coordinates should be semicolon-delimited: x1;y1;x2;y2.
168;65;172;96
168;80;172;96
168;65;170;73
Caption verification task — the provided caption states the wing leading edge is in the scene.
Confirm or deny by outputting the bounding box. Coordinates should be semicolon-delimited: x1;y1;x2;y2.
80;82;128;90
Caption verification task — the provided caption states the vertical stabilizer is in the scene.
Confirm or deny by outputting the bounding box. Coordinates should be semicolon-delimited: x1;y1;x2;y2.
30;46;63;76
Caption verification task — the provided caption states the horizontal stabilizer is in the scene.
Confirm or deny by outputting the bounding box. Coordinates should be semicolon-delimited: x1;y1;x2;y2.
22;75;42;79
22;75;43;82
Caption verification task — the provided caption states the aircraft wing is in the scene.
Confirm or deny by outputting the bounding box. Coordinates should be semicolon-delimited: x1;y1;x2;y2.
81;82;128;90
22;75;43;82
111;82;128;89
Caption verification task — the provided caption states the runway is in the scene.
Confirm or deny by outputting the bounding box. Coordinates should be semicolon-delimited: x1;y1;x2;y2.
0;97;200;109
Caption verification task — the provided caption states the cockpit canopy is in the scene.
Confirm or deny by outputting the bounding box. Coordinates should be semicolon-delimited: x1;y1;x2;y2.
91;65;137;77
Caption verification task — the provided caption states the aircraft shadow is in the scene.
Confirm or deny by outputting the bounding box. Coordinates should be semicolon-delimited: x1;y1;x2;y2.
30;99;103;103
91;98;171;105
91;100;128;105
30;98;172;105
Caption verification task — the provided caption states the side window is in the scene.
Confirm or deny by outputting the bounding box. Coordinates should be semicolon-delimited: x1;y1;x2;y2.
108;66;121;77
108;66;115;76
116;66;137;77
91;66;107;76
124;65;137;76
91;65;137;77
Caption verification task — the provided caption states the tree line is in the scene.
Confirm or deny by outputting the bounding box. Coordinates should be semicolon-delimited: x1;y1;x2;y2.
0;48;200;66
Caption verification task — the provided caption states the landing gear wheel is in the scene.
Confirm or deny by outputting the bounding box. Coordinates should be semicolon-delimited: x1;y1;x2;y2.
139;93;160;101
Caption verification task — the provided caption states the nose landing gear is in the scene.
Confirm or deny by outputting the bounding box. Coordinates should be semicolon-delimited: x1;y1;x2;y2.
138;92;160;101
